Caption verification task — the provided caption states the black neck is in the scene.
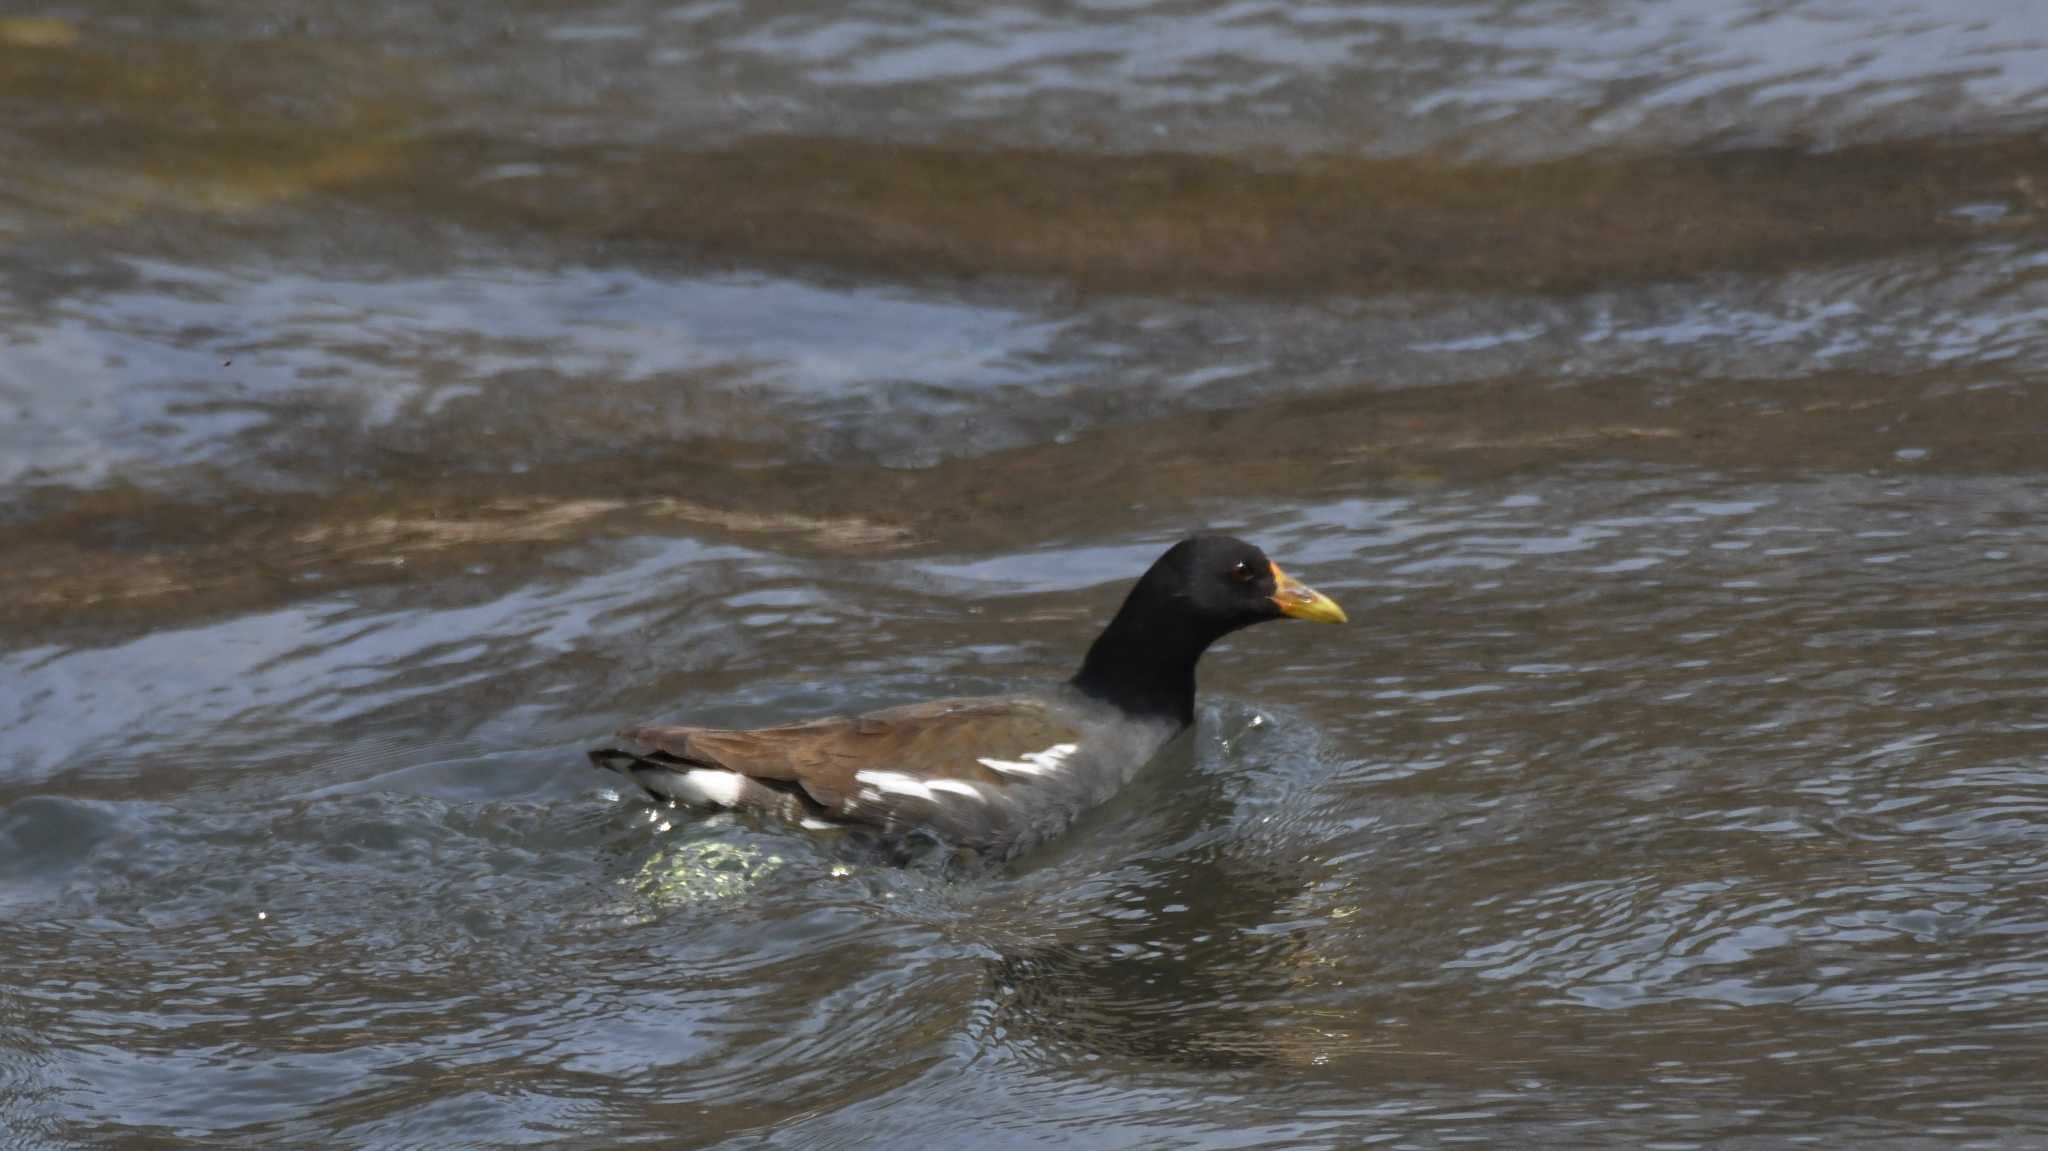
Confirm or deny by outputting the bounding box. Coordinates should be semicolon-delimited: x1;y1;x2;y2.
1069;594;1226;727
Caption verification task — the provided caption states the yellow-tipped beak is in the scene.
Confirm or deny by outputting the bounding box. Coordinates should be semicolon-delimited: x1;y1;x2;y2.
1270;562;1347;624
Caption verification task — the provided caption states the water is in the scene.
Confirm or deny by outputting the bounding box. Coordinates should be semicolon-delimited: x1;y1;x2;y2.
6;1;2048;1146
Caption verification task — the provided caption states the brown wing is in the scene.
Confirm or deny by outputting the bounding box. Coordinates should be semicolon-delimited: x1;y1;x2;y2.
616;695;1083;815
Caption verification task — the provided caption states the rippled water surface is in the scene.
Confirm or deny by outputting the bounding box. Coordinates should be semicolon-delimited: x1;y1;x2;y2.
6;2;2048;1147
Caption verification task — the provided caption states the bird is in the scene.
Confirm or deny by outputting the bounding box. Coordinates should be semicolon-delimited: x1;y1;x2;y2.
588;533;1346;861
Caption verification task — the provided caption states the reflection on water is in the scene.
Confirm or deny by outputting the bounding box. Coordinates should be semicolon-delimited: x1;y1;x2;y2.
7;0;2048;1147
0;261;1066;488
700;0;2048;153
18;0;2044;159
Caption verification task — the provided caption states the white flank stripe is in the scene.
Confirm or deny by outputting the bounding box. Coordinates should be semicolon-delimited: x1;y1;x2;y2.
659;768;746;808
926;779;984;801
799;818;839;831
977;742;1079;778
855;770;934;800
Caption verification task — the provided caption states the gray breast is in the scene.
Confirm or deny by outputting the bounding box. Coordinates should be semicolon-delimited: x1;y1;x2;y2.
911;701;1181;859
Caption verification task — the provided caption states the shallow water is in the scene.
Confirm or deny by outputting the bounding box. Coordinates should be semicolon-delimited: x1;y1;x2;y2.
6;1;2048;1147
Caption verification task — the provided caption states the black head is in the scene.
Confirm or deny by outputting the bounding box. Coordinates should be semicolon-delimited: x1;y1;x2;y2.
1138;533;1348;633
1071;533;1346;723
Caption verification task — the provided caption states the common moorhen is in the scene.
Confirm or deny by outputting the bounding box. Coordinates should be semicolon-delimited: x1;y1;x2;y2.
589;533;1345;859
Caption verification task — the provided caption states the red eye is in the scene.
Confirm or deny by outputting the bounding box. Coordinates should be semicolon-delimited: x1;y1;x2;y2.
1230;560;1257;583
